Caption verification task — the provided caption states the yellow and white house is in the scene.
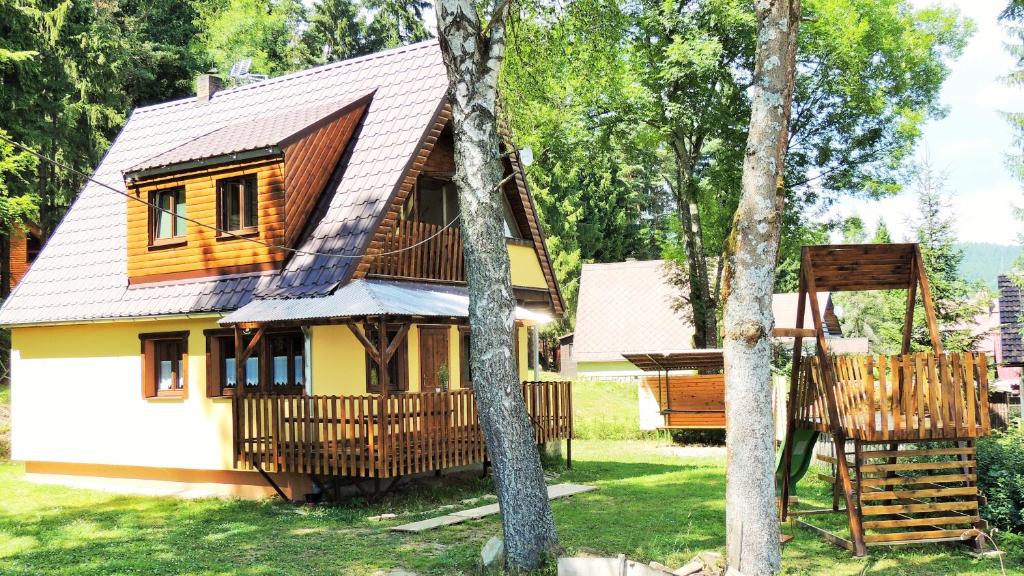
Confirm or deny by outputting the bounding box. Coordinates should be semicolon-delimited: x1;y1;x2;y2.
3;41;567;500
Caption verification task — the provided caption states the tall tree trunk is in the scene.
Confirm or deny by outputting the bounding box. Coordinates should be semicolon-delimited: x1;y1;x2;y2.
434;1;559;571
671;139;717;348
721;1;800;575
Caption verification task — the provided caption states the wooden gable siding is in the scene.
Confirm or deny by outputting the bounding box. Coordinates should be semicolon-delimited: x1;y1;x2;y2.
354;105;564;317
127;158;286;283
354;103;452;279
281;101;367;247
501;126;564;316
420;130;455;175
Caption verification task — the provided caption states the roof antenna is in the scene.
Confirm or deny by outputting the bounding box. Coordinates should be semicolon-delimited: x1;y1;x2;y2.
229;58;268;85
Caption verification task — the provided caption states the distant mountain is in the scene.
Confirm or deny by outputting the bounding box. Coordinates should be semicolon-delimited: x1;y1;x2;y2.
957;243;1021;288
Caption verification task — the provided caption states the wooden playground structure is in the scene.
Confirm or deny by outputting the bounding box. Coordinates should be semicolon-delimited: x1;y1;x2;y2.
779;244;992;556
624;350;726;429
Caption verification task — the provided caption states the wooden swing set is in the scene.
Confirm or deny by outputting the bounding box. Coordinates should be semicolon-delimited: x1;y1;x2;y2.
779;243;992;556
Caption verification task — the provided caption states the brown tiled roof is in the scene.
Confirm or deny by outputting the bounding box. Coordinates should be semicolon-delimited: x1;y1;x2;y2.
998;274;1024;365
573;260;696;363
771;291;837;333
572;260;840;362
0;41;449;325
126;94;374;176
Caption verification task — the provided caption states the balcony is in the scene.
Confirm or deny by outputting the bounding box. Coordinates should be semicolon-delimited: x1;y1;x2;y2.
367;219;464;282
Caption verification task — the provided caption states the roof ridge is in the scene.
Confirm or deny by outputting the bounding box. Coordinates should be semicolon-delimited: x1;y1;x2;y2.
133;40;439;116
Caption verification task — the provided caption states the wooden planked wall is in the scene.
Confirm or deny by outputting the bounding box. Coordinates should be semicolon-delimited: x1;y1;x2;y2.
127;158;287;283
645;374;726;429
281;102;367;247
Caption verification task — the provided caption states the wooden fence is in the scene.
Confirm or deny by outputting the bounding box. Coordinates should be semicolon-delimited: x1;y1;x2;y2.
232;381;572;478
794;352;990;442
366;219;464;282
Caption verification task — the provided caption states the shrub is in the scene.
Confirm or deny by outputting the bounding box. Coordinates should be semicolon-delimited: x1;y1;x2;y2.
976;426;1024;533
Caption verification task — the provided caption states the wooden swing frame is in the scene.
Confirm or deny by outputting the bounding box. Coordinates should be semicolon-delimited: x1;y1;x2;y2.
778;243;976;556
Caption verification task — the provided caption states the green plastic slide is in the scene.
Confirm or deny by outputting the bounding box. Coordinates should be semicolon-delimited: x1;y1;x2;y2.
775;429;818;496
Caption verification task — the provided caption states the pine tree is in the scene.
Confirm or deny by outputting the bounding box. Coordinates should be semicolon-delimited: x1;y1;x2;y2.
363;0;432;51
1002;0;1024;182
905;161;987;352
304;0;369;63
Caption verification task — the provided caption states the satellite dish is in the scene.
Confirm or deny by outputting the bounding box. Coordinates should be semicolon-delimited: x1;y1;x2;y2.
519;146;534;167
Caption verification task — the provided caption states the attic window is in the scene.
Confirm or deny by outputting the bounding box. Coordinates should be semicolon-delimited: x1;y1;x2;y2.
150;187;186;245
218;175;258;234
404;177;522;238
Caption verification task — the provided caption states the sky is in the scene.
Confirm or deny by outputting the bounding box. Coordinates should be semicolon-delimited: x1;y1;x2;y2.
829;0;1021;245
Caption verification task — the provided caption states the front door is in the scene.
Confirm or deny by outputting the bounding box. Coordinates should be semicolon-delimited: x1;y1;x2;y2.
419;326;450;392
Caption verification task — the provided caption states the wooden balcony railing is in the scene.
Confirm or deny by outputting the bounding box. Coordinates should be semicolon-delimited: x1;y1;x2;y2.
794;352;991;441
232;381;572;478
367;219;465;282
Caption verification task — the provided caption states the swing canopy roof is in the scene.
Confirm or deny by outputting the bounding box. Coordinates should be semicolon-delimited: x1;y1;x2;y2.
804;244;918;292
622;350;724;372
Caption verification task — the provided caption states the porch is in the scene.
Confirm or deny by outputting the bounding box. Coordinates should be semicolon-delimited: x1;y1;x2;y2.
231;380;572;479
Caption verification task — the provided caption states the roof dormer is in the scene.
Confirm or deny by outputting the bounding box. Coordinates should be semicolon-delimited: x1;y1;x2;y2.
123;92;373;284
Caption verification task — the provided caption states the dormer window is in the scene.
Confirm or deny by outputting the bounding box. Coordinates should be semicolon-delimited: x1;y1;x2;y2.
150;187;186;245
218;175;258;234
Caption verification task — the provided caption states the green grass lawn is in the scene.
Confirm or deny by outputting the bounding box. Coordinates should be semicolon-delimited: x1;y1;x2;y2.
0;383;9;459
0;439;1019;575
571;379;656;440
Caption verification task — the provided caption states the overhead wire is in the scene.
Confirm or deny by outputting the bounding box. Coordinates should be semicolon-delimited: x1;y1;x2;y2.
0;133;464;260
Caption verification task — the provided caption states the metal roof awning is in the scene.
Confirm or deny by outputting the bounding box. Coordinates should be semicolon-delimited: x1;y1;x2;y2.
622;350;725;372
219;278;552;326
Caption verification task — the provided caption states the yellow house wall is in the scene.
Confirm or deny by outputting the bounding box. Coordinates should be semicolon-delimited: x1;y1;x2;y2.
11;319;531;472
10;318;235;470
508;243;547;289
309;323;529;394
308;325;367;396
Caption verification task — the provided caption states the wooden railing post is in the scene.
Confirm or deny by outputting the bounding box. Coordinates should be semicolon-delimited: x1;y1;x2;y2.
376;393;387;478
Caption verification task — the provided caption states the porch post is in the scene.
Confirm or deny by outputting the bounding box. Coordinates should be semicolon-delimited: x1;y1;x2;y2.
377;316;389;478
531;325;540;381
378;315;390;396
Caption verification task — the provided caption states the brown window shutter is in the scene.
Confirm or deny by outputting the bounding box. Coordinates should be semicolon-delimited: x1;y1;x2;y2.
141;338;156;398
397;345;409;391
206;335;221;397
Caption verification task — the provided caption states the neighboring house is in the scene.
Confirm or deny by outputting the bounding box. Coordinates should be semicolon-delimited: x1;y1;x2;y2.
2;224;42;296
570;260;694;379
557;332;575;378
0;42;566;499
568;259;856;380
770;291;842;336
996;275;1024;381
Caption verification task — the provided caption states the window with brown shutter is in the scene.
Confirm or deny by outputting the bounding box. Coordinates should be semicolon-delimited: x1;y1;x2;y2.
140;331;189;399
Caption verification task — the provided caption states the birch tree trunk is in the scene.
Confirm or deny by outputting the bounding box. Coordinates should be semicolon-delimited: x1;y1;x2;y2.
435;0;559;570
721;1;800;574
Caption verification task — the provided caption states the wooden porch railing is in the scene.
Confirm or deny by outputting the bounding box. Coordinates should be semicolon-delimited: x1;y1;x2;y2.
232;381;572;478
794;352;990;442
366;219;465;282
